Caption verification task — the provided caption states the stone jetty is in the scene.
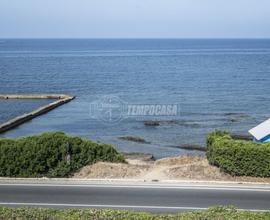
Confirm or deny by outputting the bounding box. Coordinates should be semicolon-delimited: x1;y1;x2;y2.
0;94;75;133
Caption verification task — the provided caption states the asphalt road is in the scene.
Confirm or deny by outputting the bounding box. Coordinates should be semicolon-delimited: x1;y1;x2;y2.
0;181;270;213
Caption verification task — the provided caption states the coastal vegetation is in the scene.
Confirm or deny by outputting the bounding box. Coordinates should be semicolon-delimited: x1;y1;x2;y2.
1;130;269;180
0;132;124;177
207;131;270;177
0;206;269;220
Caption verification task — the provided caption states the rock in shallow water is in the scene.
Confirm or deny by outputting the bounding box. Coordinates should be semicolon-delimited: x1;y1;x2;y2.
118;136;151;144
144;120;160;126
169;144;206;152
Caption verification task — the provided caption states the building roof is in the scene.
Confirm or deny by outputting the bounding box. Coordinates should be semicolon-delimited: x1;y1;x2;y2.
249;118;270;141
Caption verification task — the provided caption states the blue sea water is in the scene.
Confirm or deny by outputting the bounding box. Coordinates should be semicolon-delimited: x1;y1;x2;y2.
0;39;270;158
0;99;54;123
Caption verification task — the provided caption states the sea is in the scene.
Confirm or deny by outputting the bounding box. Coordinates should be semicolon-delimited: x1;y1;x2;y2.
0;39;270;158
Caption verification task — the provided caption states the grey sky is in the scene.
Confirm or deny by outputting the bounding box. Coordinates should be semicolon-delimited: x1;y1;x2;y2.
0;0;270;38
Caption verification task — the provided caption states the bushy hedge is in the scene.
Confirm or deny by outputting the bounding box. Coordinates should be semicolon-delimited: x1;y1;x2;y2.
0;206;269;220
0;132;124;177
207;130;270;177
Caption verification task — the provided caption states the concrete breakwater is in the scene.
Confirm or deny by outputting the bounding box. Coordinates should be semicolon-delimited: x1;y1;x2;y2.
0;94;72;99
0;94;75;133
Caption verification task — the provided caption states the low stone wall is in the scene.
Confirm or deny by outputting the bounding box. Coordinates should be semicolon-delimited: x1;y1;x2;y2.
0;94;75;133
0;94;71;99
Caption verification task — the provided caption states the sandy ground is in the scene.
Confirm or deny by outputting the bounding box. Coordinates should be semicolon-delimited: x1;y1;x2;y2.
73;155;270;183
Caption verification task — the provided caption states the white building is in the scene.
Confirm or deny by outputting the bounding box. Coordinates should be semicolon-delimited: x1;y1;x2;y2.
249;118;270;143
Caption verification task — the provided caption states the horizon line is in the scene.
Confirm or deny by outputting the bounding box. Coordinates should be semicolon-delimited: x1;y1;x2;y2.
1;37;270;40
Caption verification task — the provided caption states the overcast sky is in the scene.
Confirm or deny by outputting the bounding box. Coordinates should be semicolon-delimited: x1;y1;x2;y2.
0;0;270;38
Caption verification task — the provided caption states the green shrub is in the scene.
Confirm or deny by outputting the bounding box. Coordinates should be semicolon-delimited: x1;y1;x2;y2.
207;130;270;177
0;132;124;177
0;206;269;220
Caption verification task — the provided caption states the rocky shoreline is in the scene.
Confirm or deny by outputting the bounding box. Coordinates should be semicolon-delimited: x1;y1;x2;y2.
117;132;253;154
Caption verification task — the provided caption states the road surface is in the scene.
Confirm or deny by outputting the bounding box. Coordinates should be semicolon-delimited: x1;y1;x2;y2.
0;180;269;213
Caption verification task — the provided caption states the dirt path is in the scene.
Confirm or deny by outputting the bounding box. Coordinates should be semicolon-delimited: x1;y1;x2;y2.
73;155;270;183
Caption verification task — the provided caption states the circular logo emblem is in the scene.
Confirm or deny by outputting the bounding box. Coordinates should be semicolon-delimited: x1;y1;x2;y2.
90;95;126;123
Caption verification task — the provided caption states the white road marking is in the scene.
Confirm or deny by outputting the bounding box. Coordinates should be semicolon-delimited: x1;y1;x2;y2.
0;202;269;212
0;183;270;192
